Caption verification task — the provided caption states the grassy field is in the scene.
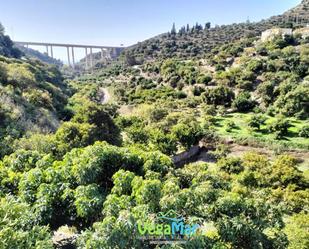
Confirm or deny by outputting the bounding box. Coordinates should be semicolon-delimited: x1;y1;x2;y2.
213;113;309;150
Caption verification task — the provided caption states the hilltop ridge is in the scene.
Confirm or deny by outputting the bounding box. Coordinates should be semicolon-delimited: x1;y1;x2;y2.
120;0;309;62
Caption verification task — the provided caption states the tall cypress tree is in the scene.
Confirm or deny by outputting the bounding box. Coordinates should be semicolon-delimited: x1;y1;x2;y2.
171;23;176;35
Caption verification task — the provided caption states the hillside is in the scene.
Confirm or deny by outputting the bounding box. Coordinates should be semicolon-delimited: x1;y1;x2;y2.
0;51;71;157
17;45;63;66
122;0;309;62
0;23;22;58
92;28;309;146
0;2;308;249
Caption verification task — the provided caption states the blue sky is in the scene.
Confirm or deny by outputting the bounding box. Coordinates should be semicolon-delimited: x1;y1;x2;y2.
0;0;301;62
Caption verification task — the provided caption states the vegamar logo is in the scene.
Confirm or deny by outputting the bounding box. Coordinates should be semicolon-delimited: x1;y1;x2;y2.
137;210;200;244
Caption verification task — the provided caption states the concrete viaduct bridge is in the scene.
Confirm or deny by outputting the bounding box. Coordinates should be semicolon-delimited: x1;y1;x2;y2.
14;41;125;69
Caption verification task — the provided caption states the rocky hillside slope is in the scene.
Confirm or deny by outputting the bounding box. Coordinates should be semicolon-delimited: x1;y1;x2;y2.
123;0;309;62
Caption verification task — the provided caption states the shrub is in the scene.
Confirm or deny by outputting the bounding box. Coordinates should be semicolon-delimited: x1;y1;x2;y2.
298;124;309;138
2;149;43;172
232;91;255;112
284;212;309;249
171;120;205;149
148;107;168;122
203;86;234;106
55;122;97;155
0;62;7;83
0;195;53;249
217;157;244;174
247;114;267;131
268;117;290;139
197;74;212;85
74;184;105;219
175;91;187;99
7;63;36;88
72;102;121;145
225;120;236;132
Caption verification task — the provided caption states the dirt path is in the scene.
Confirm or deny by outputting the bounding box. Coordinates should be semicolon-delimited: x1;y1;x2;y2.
99;87;111;104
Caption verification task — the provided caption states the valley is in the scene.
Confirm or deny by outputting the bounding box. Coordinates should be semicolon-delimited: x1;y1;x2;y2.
0;1;308;249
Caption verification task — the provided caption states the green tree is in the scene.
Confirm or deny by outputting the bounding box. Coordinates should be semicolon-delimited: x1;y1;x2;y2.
268;117;290;139
247;114;267;131
203;86;235;106
299;124;309;138
232;91;255;112
74;184;105;220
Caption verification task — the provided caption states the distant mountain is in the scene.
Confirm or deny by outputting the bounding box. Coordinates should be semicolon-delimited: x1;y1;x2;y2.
123;0;309;62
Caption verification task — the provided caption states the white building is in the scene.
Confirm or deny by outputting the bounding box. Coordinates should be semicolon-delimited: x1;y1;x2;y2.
294;26;309;38
261;28;293;42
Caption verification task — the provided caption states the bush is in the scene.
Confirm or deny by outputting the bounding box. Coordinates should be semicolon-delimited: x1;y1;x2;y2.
247;114;267;131
232;91;255;112
298;124;309;138
55;122;97;156
203;86;235;106
197;74;212;85
284;212;309;249
72;102;121;146
74;184;105;219
225;120;236;132
0;62;7;83
148;107;168;122
171;120;205;149
7;63;36;88
0;195;53;249
2;149;43;172
175;91;187;99
268;117;290;139
217;157;244;174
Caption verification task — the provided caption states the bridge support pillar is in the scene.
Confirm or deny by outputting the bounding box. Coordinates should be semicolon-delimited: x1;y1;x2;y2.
66;46;71;67
46;45;49;56
101;48;105;60
50;46;53;58
71;47;75;68
85;48;88;70
90;48;93;68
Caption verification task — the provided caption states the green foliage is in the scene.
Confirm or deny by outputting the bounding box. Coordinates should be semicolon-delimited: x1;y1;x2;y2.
269;155;304;188
133;178;162;211
268;117;291;139
1;14;309;249
247;114;267;131
74;184;105;219
217;157;244;174
2;149;43;172
70;142;143;185
203;86;235;106
147;107;168;122
284;212;309;249
111;170;135;196
232;91;255;112
299;124;309;138
224;120;236;132
0;56;69;158
55;122;97;156
0;24;22;58
72;102;121;146
197;74;212;85
171;119;205;149
0;195;53;249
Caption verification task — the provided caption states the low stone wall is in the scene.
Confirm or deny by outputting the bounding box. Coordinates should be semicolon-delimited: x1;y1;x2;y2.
172;145;201;167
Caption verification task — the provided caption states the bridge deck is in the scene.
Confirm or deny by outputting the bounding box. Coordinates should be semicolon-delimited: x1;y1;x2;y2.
14;41;123;49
